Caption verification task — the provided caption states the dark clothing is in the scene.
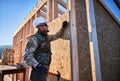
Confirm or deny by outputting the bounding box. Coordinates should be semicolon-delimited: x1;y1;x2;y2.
33;32;52;66
23;28;65;81
30;69;47;81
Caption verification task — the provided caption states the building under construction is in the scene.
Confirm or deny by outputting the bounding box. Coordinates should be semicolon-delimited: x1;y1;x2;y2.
13;0;120;81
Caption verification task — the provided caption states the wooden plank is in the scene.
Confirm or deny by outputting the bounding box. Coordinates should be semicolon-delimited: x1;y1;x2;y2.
47;0;52;22
40;11;47;18
0;65;26;81
34;10;40;17
58;8;65;15
35;12;38;18
58;0;67;9
70;0;80;81
36;9;41;17
43;4;64;15
85;0;102;81
67;0;71;11
30;18;32;34
41;6;47;13
52;0;58;19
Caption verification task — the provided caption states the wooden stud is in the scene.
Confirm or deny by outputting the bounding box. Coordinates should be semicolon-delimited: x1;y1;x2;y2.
70;0;80;81
52;0;58;19
85;0;102;81
37;9;41;17
35;13;38;18
67;0;71;11
47;0;52;22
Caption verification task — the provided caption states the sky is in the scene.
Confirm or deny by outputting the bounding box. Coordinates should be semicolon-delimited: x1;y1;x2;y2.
0;0;39;46
0;0;120;46
103;0;120;22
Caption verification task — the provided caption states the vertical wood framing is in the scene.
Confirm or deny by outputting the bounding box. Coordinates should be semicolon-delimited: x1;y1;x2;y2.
85;0;102;81
52;0;58;19
47;0;52;22
31;17;35;34
23;27;25;51
35;13;38;18
30;18;32;34
67;0;71;11
70;0;80;81
37;9;41;17
28;21;30;35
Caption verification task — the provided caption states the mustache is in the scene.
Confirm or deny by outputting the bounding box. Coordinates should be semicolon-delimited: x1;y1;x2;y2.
43;30;49;33
46;30;49;32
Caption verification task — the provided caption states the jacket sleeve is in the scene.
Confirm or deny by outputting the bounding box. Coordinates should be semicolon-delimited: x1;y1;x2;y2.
48;27;65;42
23;36;39;68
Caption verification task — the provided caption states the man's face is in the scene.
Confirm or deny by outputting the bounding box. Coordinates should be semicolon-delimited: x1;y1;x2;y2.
37;23;49;33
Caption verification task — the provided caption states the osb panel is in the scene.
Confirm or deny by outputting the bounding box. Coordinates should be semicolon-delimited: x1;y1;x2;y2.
75;0;92;81
75;0;120;80
94;0;120;81
47;12;71;81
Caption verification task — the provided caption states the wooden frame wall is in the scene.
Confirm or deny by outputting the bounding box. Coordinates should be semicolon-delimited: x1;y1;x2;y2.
12;1;71;81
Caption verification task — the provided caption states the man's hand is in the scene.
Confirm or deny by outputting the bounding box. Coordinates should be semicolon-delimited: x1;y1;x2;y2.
36;64;48;74
62;21;68;28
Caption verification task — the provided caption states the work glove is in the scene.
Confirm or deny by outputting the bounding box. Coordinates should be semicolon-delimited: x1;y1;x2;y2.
36;64;48;74
62;21;68;28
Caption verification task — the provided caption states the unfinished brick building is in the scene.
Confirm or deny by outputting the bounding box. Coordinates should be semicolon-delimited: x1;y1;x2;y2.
13;0;120;81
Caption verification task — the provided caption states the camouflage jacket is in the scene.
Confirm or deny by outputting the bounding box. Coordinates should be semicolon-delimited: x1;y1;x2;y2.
23;27;65;68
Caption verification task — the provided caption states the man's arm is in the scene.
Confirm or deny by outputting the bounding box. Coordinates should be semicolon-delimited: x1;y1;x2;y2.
23;36;39;68
48;21;68;41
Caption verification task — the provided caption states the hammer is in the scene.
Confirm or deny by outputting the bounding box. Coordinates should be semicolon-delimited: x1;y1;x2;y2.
48;71;61;81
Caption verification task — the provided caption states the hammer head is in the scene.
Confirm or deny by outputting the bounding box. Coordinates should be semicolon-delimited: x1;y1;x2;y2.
56;71;61;81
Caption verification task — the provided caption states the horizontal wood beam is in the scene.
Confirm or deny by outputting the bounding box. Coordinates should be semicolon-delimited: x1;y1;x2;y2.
40;11;47;19
41;6;47;13
42;5;65;15
58;0;67;9
58;8;65;15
